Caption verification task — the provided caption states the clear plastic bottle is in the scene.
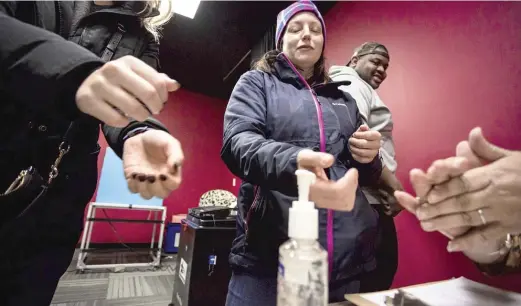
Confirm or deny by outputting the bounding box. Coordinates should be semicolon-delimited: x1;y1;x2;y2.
277;170;328;306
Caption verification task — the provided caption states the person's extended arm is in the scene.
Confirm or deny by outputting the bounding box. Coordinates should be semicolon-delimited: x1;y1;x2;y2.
377;110;402;193
101;34;165;158
220;71;303;193
0;2;104;117
342;80;399;192
349;106;383;186
379;165;404;193
102;118;169;158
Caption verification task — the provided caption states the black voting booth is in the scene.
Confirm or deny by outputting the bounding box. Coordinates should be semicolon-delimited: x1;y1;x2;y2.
169;206;236;306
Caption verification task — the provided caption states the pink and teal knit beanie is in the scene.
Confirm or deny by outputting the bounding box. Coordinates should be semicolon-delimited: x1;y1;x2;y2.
275;0;326;50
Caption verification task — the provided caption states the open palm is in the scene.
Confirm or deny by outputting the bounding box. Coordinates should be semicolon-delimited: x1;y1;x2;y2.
123;129;184;199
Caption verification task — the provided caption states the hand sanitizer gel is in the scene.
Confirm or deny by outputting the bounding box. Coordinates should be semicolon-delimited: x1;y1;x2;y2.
277;169;328;306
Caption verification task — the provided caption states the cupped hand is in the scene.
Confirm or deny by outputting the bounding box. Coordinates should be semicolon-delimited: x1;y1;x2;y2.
349;125;381;164
123;129;184;199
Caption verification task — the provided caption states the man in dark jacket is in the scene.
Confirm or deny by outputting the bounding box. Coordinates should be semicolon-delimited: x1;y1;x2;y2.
0;2;182;305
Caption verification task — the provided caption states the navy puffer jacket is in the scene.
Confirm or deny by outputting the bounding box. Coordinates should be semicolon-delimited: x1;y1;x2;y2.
221;53;381;286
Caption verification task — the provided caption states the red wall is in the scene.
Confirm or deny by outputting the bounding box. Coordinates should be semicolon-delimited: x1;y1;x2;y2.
88;88;239;243
324;1;521;292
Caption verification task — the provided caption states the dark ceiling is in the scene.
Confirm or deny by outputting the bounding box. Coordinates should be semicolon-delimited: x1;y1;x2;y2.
159;1;337;100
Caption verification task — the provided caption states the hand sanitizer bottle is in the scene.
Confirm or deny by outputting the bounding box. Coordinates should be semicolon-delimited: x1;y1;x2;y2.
277;169;328;306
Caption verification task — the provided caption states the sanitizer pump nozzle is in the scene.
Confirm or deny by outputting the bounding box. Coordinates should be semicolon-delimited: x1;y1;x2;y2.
296;169;315;202
288;169;318;240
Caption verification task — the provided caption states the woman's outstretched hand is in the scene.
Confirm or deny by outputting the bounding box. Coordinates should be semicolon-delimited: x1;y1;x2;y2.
297;149;358;211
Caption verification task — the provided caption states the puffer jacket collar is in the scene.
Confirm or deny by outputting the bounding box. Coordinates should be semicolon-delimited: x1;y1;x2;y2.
272;53;351;91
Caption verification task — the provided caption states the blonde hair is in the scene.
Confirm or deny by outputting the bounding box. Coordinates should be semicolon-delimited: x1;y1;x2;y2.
141;0;175;42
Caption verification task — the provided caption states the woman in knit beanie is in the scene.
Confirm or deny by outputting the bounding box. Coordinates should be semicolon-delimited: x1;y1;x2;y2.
254;0;328;84
221;1;383;304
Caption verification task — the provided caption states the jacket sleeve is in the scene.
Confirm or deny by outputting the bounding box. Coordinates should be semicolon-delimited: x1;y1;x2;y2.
371;91;397;173
349;100;383;186
140;33;160;70
101;29;166;158
102;118;169;158
340;80;398;173
0;2;104;118
220;71;303;193
339;81;372;125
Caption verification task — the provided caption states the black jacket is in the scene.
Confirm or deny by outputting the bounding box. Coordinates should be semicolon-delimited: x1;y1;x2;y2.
0;1;167;212
68;1;160;68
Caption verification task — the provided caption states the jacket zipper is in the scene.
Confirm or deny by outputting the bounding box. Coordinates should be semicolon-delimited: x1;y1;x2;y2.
55;1;64;37
281;54;333;278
